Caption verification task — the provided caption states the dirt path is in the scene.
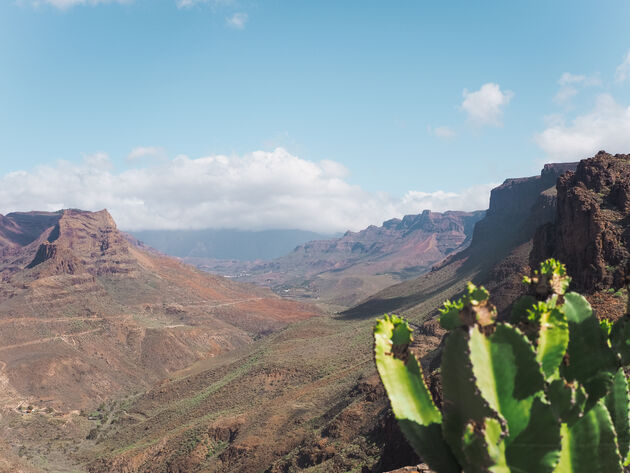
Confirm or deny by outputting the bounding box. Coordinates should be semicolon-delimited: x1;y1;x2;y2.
0;297;267;351
0;315;127;325
0;298;266;326
215;297;264;306
0;328;103;352
184;297;265;308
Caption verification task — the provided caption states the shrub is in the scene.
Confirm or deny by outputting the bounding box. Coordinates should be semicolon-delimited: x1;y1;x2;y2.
373;259;630;473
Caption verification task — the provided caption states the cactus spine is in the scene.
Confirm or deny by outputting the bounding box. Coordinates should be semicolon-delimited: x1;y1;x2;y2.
374;259;630;473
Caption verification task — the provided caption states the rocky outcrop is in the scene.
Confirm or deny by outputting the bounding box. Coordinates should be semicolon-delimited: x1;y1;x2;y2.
531;151;630;292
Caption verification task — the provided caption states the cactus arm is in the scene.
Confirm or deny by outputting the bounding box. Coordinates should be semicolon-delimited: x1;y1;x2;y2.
510;294;537;325
462;417;509;473
441;328;495;472
562;292;618;409
553;401;623;473
506;397;562;473
468;324;544;438
536;303;569;380
605;368;630;462
374;315;460;473
467;323;561;472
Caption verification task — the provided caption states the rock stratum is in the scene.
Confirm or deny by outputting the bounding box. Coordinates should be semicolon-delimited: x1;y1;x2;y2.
343;161;577;319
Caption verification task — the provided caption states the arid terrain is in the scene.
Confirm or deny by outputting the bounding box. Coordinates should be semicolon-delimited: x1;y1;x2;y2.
0;209;319;473
1;153;629;473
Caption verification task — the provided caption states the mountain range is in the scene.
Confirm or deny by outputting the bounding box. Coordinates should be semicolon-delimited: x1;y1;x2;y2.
1;152;629;473
188;210;484;310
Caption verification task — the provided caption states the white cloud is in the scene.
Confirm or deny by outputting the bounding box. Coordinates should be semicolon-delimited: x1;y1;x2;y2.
535;94;630;161
226;12;248;29
461;83;513;126
127;146;166;161
553;72;601;104
0;149;493;233
615;51;630;83
428;126;456;139
400;184;495;214
557;73;599;87
175;0;198;7
83;151;113;170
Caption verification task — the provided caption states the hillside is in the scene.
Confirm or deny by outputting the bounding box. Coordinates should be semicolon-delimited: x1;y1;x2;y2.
193;210;484;310
0;209;319;412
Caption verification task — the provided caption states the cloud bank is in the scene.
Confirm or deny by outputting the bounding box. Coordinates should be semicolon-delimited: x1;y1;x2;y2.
0;149;493;233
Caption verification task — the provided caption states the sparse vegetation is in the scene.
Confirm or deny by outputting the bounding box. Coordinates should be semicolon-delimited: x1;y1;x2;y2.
374;259;630;473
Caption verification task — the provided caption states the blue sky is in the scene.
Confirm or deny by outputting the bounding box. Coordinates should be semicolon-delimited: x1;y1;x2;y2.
2;0;630;231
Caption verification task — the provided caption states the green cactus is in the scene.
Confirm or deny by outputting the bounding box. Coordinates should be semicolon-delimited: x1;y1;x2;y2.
373;259;630;473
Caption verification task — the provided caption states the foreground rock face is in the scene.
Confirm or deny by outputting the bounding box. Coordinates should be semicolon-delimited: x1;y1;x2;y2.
0;209;319;410
532;152;630;292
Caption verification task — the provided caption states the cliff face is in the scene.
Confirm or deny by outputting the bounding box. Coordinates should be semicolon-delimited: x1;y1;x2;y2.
531;152;630;292
468;162;577;260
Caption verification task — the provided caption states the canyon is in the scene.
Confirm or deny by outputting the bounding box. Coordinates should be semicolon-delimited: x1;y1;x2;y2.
1;152;629;472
